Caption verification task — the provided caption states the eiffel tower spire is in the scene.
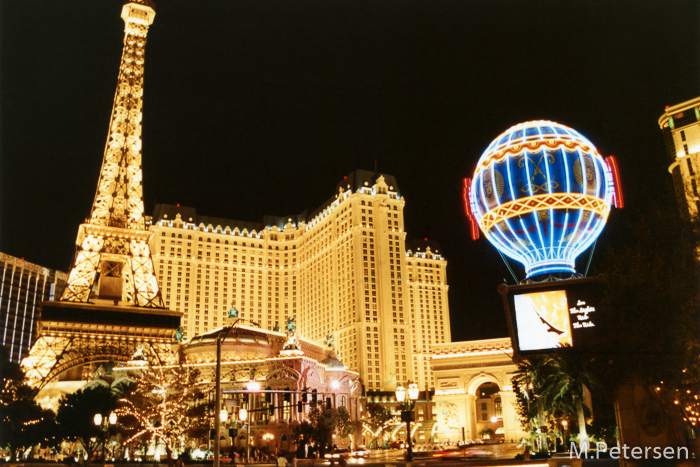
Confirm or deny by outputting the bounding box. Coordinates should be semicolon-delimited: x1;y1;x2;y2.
61;0;163;307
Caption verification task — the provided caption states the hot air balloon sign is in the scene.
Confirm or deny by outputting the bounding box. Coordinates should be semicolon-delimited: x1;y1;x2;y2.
464;121;623;279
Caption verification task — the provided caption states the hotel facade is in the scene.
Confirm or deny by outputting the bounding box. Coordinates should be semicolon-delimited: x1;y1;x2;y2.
1;253;67;364
148;170;450;391
659;96;700;221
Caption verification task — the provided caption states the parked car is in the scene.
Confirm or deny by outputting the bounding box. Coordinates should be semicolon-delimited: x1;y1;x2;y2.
350;446;371;458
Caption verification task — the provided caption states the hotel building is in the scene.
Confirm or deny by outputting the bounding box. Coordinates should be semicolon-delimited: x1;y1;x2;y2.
1;253;67;363
147;170;450;391
659;96;700;221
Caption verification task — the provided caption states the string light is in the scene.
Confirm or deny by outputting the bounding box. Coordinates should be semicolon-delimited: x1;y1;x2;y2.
115;356;213;455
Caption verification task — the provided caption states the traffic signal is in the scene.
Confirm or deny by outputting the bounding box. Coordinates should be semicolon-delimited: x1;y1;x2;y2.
302;387;308;402
297;401;303;413
284;387;291;402
265;386;272;403
311;389;318;405
269;405;275;416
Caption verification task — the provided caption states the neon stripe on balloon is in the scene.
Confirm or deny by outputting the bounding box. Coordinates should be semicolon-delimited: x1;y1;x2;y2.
515;149;545;263
557;147;573;260
503;150;534;259
478;193;610;233
543;149;555;260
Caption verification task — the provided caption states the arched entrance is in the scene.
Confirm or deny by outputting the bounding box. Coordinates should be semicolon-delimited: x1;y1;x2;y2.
472;382;504;441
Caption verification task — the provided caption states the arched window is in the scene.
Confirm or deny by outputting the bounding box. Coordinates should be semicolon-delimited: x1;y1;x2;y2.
340;396;346;407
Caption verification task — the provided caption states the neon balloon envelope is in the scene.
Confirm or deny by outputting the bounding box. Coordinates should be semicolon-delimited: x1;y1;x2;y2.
464;121;623;278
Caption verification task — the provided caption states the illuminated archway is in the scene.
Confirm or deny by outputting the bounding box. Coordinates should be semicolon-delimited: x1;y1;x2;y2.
465;373;503;396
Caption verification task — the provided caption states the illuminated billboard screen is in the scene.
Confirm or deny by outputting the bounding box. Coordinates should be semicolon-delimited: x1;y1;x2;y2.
513;290;573;352
500;276;602;357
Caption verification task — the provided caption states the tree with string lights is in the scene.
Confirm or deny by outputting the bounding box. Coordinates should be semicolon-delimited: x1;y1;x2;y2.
361;403;394;449
115;360;212;465
0;347;56;460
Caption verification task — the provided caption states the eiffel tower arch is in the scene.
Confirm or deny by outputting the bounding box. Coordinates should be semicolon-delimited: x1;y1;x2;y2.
22;0;181;398
24;302;180;391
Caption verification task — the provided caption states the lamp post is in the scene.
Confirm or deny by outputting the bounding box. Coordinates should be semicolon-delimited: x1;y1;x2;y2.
214;326;234;467
395;382;419;462
561;420;568;450
239;407;251;463
94;412;117;467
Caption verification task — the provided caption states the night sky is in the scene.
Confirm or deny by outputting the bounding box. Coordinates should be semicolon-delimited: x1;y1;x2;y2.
2;0;699;342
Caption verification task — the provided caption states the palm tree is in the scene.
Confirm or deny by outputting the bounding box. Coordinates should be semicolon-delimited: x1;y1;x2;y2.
540;351;597;452
511;356;553;455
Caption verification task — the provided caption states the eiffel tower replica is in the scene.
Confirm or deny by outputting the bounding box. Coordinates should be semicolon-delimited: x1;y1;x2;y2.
22;0;181;392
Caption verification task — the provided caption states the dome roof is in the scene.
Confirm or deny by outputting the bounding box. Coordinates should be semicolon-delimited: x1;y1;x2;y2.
322;355;345;370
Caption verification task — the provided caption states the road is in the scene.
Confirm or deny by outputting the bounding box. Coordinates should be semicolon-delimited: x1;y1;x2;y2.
300;443;526;467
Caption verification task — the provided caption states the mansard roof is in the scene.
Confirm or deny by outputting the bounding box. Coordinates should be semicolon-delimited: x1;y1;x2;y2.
151;169;401;231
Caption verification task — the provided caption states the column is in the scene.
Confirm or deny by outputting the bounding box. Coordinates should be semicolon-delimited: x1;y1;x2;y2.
465;394;477;440
500;390;522;442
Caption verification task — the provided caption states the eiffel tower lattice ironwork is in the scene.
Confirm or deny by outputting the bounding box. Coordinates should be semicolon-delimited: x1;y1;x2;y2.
61;0;163;308
22;0;181;392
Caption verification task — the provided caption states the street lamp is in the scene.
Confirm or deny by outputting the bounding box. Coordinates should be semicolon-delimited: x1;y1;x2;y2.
262;432;274;454
395;382;419;462
214;326;235;467
247;381;261;391
94;412;117;467
561;420;568;450
239;407;251;463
